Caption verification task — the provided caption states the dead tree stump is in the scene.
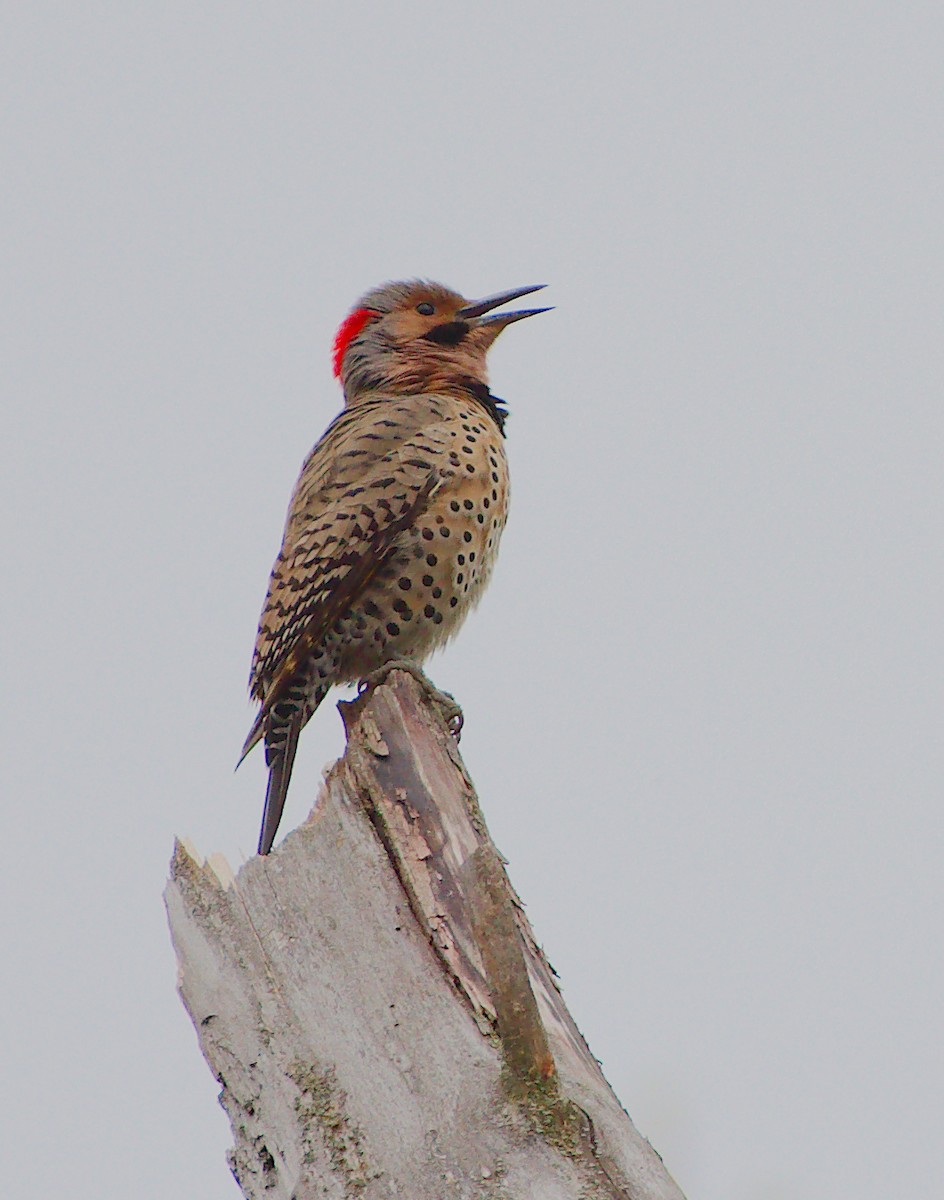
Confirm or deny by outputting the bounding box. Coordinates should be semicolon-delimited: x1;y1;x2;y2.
165;670;685;1199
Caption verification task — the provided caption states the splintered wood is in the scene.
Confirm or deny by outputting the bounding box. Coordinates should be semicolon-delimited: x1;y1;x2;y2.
165;670;685;1200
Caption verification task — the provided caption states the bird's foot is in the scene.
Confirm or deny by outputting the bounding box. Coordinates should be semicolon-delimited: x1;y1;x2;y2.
358;659;464;738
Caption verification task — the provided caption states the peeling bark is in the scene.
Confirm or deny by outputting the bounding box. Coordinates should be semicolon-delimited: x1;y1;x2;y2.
165;670;685;1199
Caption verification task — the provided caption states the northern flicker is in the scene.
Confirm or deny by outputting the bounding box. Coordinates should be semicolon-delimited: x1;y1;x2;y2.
241;279;549;855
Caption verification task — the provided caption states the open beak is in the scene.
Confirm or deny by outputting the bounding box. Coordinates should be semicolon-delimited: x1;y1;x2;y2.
457;284;552;330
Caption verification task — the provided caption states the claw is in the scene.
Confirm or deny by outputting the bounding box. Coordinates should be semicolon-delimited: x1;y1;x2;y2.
358;658;463;738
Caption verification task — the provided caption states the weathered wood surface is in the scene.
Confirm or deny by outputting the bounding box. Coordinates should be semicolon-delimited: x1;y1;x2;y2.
165;670;685;1199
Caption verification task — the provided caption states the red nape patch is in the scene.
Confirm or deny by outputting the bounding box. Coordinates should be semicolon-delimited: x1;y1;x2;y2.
332;308;378;378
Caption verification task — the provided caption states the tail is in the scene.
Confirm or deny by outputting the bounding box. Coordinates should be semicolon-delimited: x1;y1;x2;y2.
257;710;302;856
252;679;330;855
236;707;266;770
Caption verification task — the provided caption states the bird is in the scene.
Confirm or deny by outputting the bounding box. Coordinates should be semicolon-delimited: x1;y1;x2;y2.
239;279;550;855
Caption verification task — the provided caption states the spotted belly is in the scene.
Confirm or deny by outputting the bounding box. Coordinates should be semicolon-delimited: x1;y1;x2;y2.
331;410;509;683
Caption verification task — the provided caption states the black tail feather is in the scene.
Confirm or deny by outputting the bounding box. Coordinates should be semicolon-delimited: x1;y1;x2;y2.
257;715;301;856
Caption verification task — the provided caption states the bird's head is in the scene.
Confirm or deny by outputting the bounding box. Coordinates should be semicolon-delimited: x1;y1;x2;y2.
331;279;549;402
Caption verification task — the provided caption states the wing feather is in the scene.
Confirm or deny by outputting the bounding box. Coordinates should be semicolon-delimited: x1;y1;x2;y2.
244;398;448;738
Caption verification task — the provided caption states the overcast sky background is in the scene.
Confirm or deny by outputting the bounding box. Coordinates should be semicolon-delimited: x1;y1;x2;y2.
3;4;943;1198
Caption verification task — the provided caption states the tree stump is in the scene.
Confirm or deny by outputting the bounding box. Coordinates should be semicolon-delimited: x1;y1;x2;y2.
165;670;685;1199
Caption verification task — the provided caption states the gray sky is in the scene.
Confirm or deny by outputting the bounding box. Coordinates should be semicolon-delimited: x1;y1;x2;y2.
3;4;942;1197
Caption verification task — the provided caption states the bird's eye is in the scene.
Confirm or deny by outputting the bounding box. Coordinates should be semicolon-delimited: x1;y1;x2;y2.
416;302;435;316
